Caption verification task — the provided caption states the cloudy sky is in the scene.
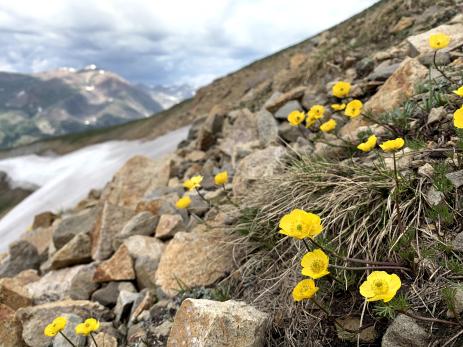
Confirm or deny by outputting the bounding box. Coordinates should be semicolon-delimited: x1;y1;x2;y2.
0;0;378;87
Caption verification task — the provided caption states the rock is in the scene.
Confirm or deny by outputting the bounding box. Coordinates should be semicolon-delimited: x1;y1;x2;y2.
26;264;98;304
53;208;99;250
185;150;207;162
0;304;23;347
101;155;171;209
123;235;165;289
426;186;444;206
113;211;159;249
52;314;86;347
50;233;92;270
427;106;446;125
155;214;185;240
418;51;451;67
32;211;57;229
407;24;463;55
336;316;377;343
367;61;401;81
90;332;118;347
278;122;301;143
219;109;259;156
0;241;40;278
136;197;178;216
130;289;154;322
91;202;136;261
93;245;135;283
451;232;463;252
114;290;140;323
384;148;413;171
417;163;434;178
91;281;136;307
389;16;414;34
155;229;235;297
382;314;430;347
274;100;302;120
264;86;306;113
256;109;279;146
447;287;463;317
196;112;225;151
151;320;172;339
14;270;40;286
16;300;111;347
0;277;32;310
168;299;269;347
445;170;463;188
20;226;53;255
313;138;345;158
356;57;375;77
233;146;287;196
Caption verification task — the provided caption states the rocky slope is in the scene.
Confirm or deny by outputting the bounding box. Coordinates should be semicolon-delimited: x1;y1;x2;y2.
1;1;463;346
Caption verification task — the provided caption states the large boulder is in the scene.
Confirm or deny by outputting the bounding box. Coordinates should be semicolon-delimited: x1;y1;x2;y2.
167;299;269;347
406;24;463;55
155;229;235;297
113;211;159;249
219;109;259;156
232;146;287;196
0;241;40;278
49;233;92;270
256;109;279;147
15;300;111;347
0;304;24;347
93;245;135;283
382;314;430;347
100;155;171;209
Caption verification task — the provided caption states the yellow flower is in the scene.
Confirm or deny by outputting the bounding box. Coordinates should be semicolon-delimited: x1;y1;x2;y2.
279;209;323;240
308;105;325;119
429;33;450;50
319;119;336;133
301;249;330;279
292;279;319;302
75;318;100;336
214;171;228;185
332;81;351;98
44;316;67;337
454;107;463;128
287;110;305;126
183;175;203;191
453;87;463;97
175;195;191;209
357;135;377;152
359;271;401;302
305;114;317;128
344;100;363;118
331;103;346;111
379;138;405;152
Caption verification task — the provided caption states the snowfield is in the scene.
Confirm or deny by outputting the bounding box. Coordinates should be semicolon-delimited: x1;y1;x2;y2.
0;126;189;250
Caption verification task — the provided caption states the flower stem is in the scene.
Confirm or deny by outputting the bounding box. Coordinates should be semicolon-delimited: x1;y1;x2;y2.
90;332;99;347
361;112;401;136
329;264;411;272
433;50;455;85
195;188;212;209
222;185;239;207
397;309;459;326
189;211;213;228
58;331;77;347
392;152;405;235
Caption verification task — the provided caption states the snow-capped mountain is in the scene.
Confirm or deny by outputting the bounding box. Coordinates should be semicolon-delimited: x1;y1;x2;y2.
138;83;195;109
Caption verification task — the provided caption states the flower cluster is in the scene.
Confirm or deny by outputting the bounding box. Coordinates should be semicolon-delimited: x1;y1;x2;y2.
44;316;100;344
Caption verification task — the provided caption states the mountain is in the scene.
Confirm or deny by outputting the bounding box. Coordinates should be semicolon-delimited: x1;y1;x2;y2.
0;66;193;149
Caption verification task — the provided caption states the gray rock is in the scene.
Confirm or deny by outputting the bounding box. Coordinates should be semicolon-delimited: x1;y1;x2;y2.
50;233;92;270
113;212;159;250
382;314;430;347
427;106;446;125
219;108;259;157
114;290;140;323
426;186;444;206
53;314;86;347
0;240;40;278
368;62;401;81
53;208;99;250
278;122;302;143
91;281;136;307
356;57;375;77
445;170;463;188
452;232;463;252
256;109;279;146
274;100;302;120
195;112;224;151
417;163;434;178
155;214;185;240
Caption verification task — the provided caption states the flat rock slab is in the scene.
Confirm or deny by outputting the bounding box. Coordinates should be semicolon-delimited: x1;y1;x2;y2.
407;24;463;55
93;245;135;283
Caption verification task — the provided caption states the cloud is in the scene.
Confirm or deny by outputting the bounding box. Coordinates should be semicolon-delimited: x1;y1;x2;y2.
0;0;379;87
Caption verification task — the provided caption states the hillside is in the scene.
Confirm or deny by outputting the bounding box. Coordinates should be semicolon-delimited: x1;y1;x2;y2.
2;0;463;346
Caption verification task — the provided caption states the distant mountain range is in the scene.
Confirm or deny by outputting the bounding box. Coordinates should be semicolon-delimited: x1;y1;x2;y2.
0;66;194;149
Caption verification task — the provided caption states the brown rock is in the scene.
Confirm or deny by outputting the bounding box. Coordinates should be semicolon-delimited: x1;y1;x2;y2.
93;245;135;283
389;17;414;34
0;277;32;310
155;229;235;297
0;304;24;347
90;332;118;347
264;86;306;113
219;109;259;156
20;226;53;255
155;214;185;240
50;233;92;270
101;155;171;209
91;202;136;261
13;270;40;286
336;316;377;343
32;211;56;229
167;299;269;347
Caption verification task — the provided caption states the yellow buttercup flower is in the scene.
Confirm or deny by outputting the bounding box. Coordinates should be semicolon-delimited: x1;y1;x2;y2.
75;318;100;336
287;110;305;126
175;195;191;209
183;175;203;191
319;119;336;133
292;279;319;302
359;271;401;302
331;103;346;111
454;107;463;128
429;33;450;50
379;138;405;152
332;81;351;98
344;100;363;118
301;249;330;279
308;105;325;119
453;87;463;97
305;114;317;128
214;171;228;185
279;209;323;240
357;135;377;152
44;316;67;337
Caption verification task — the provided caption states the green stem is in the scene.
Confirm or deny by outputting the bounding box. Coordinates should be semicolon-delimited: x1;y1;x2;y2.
223;185;239;207
90;332;99;347
397;309;459;326
433;50;455;85
58;331;77;347
361;112;401;136
195;188;212;209
392;152;405;235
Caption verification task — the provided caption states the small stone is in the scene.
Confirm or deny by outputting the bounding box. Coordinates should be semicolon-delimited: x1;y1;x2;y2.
130;289;154;322
417;163;434;178
451;232;463;252
274;100;302;120
427;107;446;125
256;109;279;146
445;170;463;188
278;122;301;143
382;314;430;347
32;211;57;229
155;214;185;240
91;282;136;307
264;86;305;113
168;299;269;347
367;62;401;81
50;233;92;270
426;186;444;206
114;290;140;323
384;148;413;171
151;320;172;339
336;316;377;343
93;245;135;283
0;240;40;278
0;277;32;310
389;16;414;34
113;211;159;250
90;332;118;347
185;150;207;162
